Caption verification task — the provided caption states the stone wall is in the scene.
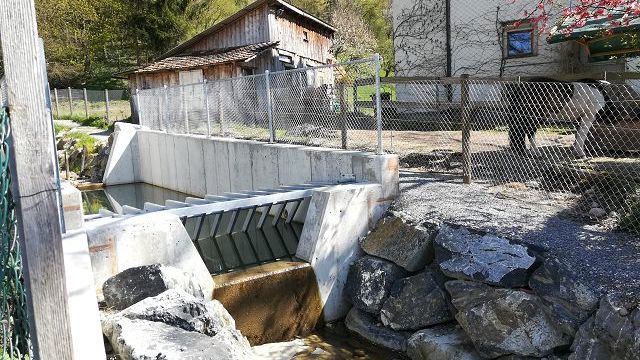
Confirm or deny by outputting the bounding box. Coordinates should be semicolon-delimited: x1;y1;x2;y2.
344;212;640;359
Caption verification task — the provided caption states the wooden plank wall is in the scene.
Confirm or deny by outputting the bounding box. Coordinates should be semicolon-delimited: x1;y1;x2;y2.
273;11;332;65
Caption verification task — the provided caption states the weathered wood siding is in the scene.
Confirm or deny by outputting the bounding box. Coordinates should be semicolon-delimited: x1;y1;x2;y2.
272;11;332;65
189;5;270;52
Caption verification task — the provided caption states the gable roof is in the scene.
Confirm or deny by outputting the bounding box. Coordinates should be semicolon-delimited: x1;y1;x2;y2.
158;0;335;60
119;42;278;76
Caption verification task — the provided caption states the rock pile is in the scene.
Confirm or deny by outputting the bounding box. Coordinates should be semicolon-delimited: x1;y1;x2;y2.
101;264;252;360
344;213;639;360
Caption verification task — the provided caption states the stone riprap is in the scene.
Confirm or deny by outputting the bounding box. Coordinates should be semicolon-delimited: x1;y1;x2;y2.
103;289;252;360
570;294;640;360
344;307;409;352
360;214;438;272
529;257;600;336
446;280;571;358
345;256;407;313
102;264;208;310
434;224;535;288
380;271;453;331
407;324;482;360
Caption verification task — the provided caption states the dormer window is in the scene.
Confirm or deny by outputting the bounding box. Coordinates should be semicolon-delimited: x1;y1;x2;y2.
303;31;309;43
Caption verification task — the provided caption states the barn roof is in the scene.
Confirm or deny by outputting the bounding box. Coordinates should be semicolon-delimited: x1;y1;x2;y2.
119;42;279;75
158;0;335;60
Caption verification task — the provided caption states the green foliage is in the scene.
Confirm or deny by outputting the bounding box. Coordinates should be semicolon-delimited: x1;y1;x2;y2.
64;131;98;154
55;115;110;130
54;123;73;134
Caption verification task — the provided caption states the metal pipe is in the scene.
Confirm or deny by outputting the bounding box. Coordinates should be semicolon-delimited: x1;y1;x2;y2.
374;53;383;154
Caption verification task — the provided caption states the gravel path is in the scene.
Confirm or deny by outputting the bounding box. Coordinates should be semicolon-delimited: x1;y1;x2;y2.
393;170;640;301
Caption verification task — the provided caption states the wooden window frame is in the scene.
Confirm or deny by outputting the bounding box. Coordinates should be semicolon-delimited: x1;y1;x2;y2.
502;20;538;59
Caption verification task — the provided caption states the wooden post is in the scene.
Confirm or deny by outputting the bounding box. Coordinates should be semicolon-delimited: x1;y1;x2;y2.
460;74;472;184
338;83;348;149
0;0;74;358
105;89;110;122
352;80;359;114
54;88;59;117
83;88;88;118
68;86;73;116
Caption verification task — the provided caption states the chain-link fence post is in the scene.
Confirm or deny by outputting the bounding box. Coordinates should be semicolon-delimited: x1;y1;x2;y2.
157;88;163;131
163;85;169;133
218;84;224;136
374;53;383;154
338;82;348;149
204;80;211;137
67;86;73;116
460;74;472;184
105;89;110;122
265;70;274;143
54;88;59;118
83;88;88;118
182;85;189;134
136;88;142;125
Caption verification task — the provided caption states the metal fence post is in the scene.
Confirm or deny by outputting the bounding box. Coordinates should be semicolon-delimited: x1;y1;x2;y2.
460;74;472;184
204;80;211;137
265;70;274;143
136;88;142;125
163;85;169;132
54;88;59;117
157;88;163;131
338;83;348;149
373;53;383;154
83;87;88;118
218;83;224;135
105;89;110;122
182;85;189;134
67;86;73;116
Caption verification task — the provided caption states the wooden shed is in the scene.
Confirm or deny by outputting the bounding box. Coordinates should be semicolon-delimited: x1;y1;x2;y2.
121;0;335;92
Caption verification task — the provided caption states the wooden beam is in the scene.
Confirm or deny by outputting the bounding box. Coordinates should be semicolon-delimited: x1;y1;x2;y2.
0;0;74;358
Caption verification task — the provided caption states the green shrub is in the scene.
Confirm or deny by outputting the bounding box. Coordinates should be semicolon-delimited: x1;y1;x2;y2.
64;131;97;154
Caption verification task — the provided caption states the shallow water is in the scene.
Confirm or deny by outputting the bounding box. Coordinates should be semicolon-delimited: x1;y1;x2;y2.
81;182;192;215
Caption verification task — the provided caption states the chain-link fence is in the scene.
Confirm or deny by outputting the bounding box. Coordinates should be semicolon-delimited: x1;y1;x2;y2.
0;79;30;358
51;87;131;122
138;57;382;152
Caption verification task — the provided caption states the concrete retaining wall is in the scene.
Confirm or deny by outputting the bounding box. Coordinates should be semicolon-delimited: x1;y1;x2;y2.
104;123;399;199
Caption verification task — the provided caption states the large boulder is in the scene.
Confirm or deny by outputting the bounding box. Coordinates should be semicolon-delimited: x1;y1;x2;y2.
380;271;453;331
569;294;640;360
103;317;252;360
102;264;209;310
446;280;571;358
360;214;438;271
102;289;252;360
344;307;409;352
529;257;600;336
407;324;482;360
345;256;407;313
434;225;535;287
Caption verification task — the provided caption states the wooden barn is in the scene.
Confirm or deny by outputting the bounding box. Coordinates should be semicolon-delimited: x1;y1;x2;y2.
121;0;335;91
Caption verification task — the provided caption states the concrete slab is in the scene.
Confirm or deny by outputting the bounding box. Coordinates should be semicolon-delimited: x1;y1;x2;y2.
227;139;255;192
251;143;280;190
187;137;206;197
305;147;335;182
103;122;139;185
213;138;231;194
61;181;83;232
354;153;400;200
86;212;214;300
274;144;312;185
63;230;106;360
173;135;190;194
137;131;151;184
296;183;388;322
149;132;162;187
203;139;218;196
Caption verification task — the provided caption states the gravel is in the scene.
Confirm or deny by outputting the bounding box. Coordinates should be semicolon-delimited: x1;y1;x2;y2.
393;171;640;301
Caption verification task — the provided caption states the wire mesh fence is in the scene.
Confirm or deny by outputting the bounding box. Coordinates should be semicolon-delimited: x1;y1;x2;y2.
51;87;131;122
0;88;30;358
138;57;382;151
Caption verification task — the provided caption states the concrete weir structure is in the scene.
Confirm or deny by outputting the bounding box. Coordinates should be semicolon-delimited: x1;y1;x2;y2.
99;122;399;337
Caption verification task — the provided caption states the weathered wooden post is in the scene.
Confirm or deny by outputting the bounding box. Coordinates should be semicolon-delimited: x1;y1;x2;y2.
460;74;472;184
105;89;110;122
54;88;59;117
83;88;88;118
338;82;348;149
68;86;73;116
0;0;74;358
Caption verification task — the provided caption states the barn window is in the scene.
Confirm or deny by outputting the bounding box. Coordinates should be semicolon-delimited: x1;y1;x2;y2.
502;21;537;58
303;31;309;43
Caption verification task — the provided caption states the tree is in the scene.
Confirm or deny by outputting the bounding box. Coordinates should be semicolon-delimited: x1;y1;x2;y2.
328;0;377;61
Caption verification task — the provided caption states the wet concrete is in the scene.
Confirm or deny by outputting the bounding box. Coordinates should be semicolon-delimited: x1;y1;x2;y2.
213;261;323;346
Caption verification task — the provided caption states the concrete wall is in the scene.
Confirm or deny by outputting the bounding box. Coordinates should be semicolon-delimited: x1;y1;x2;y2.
104;124;399;200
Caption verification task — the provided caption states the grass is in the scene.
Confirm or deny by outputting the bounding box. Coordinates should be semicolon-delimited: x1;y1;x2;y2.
64;131;98;154
53;115;110;130
54;123;72;134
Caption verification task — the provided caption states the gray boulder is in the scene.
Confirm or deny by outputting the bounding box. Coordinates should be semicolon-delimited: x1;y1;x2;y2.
407;324;482;360
529;257;600;336
361;214;438;271
380;271;453;330
434;225;535;287
119;289;237;338
345;307;409;352
103;317;252;360
446;280;571;358
570;294;640;360
103;264;209;310
346;256;407;313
